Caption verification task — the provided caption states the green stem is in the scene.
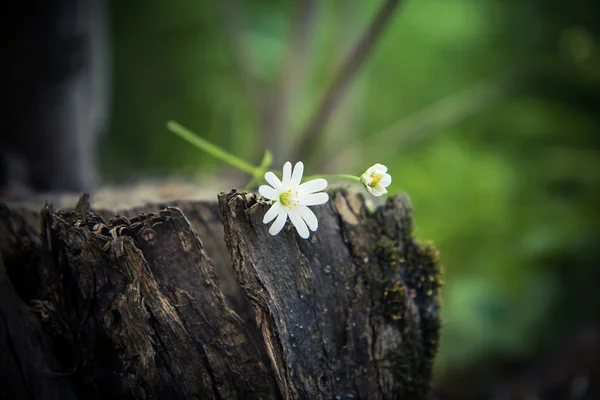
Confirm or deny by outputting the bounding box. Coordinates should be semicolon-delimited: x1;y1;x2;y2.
304;173;361;183
244;150;273;190
167;120;259;177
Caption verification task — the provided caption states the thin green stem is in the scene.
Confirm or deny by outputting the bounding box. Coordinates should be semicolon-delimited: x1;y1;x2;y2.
304;173;361;183
167;120;259;177
244;149;274;190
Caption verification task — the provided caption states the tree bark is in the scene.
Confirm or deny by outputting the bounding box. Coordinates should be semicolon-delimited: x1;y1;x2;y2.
0;188;442;399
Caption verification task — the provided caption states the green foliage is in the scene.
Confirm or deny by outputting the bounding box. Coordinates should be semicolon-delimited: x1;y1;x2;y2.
104;0;600;379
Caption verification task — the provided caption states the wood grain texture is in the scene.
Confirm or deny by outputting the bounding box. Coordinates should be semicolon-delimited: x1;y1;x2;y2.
219;189;441;400
0;188;442;399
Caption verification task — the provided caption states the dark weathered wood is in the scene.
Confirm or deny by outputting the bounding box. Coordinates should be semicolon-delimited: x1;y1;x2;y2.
0;188;442;399
0;255;78;400
40;203;277;399
219;189;441;399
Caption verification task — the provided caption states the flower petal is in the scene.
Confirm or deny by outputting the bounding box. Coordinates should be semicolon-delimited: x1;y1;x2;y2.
269;208;288;236
288;208;309;239
296;204;318;232
374;163;387;173
361;175;373;186
263;202;282;224
299;192;329;206
380;173;392;187
298;178;328;194
291;161;304;187
265;172;282;189
370;186;388;197
282;162;292;187
259;185;279;201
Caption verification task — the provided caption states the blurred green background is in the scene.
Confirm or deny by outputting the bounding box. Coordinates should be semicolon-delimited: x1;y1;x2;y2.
103;0;599;397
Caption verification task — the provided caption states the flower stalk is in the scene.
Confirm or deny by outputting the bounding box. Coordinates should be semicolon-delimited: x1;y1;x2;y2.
167;121;392;203
303;173;361;183
167;120;261;178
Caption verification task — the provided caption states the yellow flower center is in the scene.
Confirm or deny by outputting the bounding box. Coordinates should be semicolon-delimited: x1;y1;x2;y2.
369;174;382;188
279;189;299;208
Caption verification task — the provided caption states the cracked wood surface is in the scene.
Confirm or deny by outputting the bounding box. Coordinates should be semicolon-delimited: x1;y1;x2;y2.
219;189;441;400
0;188;441;399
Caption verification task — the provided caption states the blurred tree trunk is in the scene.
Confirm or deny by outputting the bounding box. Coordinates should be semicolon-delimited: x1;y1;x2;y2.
1;0;109;194
0;188;441;399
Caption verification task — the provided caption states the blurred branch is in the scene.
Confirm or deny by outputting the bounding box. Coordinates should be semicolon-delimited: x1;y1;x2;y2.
216;0;265;138
325;72;515;172
295;0;403;162
320;2;363;171
268;0;318;162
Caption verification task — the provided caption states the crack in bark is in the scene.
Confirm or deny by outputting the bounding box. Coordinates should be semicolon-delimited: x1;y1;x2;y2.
0;189;441;399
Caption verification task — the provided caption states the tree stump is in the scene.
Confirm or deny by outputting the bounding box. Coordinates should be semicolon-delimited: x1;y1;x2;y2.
0;187;442;399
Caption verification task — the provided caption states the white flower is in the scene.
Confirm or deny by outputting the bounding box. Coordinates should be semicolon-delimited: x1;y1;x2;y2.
258;161;329;239
361;163;392;197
